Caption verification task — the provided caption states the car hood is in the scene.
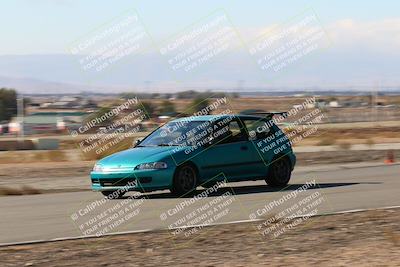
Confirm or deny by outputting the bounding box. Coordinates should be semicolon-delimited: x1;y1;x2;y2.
97;146;178;168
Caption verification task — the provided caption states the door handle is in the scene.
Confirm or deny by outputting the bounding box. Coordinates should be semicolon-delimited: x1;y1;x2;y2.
240;146;248;151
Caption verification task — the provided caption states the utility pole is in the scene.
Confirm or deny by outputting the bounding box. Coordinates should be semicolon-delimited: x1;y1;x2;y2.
17;95;24;148
370;86;378;124
374;85;379;125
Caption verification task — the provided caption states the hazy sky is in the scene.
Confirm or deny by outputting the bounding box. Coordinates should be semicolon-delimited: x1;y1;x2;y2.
2;0;399;55
0;0;399;91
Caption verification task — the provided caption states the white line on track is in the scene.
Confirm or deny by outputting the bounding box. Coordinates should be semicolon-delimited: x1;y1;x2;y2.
1;205;400;247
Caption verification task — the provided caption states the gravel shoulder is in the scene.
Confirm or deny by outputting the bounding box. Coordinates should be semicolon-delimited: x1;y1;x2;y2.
1;208;399;266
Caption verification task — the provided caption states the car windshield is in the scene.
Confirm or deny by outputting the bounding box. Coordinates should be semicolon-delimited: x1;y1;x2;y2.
139;120;211;147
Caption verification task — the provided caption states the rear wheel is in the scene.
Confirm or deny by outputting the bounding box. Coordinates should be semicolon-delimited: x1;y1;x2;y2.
265;157;292;187
101;190;125;199
171;163;198;196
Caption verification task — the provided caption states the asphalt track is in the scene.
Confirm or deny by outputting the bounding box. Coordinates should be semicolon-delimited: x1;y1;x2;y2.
0;164;399;245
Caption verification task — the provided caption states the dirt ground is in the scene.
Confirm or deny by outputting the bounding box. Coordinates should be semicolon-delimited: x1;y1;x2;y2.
295;149;399;165
0;161;93;180
1;208;399;266
0;161;92;195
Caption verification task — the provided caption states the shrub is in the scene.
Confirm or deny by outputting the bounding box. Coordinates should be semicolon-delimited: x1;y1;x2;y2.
317;137;336;146
337;142;352;150
365;138;375;147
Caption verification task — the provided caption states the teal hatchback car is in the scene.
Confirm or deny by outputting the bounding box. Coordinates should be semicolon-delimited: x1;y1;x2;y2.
91;113;296;198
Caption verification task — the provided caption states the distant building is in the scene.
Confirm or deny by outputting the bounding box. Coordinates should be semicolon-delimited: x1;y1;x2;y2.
9;112;88;135
47;101;79;109
375;98;388;106
329;101;340;108
307;100;327;109
340;100;363;108
30;112;88;123
38;96;97;109
9;115;64;135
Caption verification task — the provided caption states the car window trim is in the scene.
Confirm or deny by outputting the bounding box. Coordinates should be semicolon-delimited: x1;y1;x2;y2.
239;117;276;141
211;117;249;146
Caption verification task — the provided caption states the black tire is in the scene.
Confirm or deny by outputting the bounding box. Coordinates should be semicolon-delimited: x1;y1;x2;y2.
171;163;198;196
101;190;125;199
265;157;292;187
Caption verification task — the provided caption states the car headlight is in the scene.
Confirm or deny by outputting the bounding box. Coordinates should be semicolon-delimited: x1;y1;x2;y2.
135;162;167;170
93;163;103;172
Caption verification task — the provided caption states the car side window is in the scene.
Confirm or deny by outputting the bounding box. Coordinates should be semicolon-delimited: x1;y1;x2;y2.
211;119;247;145
229;121;241;137
242;119;273;140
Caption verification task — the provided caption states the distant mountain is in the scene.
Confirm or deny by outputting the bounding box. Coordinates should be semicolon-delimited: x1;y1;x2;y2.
0;52;399;94
0;75;87;94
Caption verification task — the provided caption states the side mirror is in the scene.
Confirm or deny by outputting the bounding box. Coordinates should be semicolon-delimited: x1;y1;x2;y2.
133;138;142;147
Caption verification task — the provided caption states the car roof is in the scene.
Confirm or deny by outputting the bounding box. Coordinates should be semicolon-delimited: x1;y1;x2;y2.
170;114;266;122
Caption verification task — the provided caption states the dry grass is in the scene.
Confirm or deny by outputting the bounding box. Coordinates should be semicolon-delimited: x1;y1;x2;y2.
337;142;352;150
46;150;67;161
316;137;336;146
384;229;400;247
0;186;23;196
1;208;399;266
0;150;67;164
20;185;42;195
365;138;376;147
0;185;41;196
81;137;135;161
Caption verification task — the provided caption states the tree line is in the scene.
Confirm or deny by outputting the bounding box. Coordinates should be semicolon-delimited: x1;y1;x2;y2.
0;88;17;122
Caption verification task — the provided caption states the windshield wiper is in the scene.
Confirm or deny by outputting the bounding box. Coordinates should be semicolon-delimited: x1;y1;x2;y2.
157;143;180;146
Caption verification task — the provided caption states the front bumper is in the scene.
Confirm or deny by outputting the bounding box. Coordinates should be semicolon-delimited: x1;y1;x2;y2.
90;168;175;192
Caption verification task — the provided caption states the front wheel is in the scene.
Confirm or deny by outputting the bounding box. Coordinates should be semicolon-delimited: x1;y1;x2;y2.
101;190;125;199
171;163;198;196
265;157;292;187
